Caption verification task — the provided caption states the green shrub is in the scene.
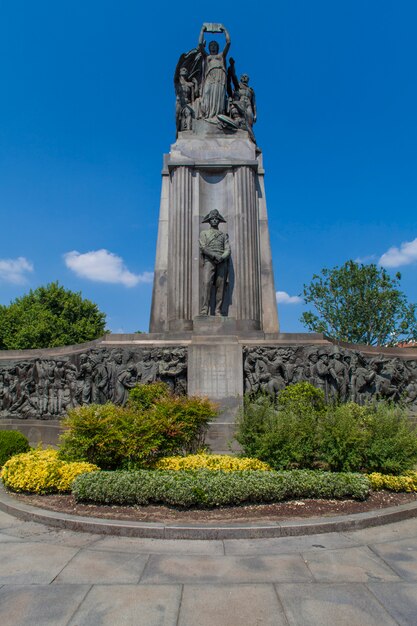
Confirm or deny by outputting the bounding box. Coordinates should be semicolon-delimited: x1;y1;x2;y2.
0;430;30;467
317;403;368;472
251;409;319;470
236;383;323;470
234;394;277;458
73;468;370;507
59;386;217;470
236;383;417;474
127;381;171;411
363;403;417;474
277;381;326;416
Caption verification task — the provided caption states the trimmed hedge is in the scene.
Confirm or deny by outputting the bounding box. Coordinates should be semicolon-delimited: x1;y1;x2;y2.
72;469;370;508
0;430;30;467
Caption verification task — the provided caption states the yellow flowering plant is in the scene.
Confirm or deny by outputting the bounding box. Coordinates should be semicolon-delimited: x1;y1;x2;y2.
155;453;271;472
368;471;417;493
1;448;99;494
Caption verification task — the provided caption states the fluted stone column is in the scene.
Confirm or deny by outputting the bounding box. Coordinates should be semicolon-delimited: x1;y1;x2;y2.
233;165;261;328
167;166;193;331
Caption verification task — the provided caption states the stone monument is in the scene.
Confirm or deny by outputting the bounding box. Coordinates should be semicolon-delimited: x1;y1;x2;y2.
150;23;279;337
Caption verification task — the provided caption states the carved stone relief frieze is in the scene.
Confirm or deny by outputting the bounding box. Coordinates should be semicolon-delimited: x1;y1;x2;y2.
243;345;417;407
0;347;187;419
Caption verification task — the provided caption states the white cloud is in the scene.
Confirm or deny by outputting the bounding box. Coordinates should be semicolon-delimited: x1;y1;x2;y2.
354;254;377;264
64;249;153;287
379;237;417;268
0;257;33;284
276;290;303;304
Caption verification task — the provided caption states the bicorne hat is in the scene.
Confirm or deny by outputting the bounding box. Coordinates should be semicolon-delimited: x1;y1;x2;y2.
202;209;227;223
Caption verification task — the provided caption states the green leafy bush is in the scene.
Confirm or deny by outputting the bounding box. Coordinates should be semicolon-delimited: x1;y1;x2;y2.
127;381;171;411
236;382;417;474
73;468;370;507
251;407;319;470
363;403;417;474
317;403;368;472
59;385;217;470
0;430;30;467
277;381;326;416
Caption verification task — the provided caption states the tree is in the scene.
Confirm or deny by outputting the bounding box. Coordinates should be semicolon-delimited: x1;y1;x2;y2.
300;261;417;346
0;282;107;349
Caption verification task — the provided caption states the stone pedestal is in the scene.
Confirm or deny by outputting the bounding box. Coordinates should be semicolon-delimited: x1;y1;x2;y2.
150;130;279;336
188;337;243;453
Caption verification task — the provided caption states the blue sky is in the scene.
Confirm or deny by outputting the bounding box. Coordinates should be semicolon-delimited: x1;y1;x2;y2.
1;1;416;333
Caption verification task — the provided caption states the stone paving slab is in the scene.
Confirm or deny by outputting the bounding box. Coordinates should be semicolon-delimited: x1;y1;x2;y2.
343;518;417;544
2;520;69;538
54;549;149;584
276;582;398;626
2;505;417;624
90;536;224;555
141;554;313;584
0;510;20;528
369;539;417;580
178;583;287;626
224;532;359;556
0;584;91;626
0;542;79;585
302;545;401;583
2;524;102;547
68;584;182;626
367;582;417;625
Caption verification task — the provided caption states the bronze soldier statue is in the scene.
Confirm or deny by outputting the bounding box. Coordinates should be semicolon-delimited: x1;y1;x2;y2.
199;209;231;316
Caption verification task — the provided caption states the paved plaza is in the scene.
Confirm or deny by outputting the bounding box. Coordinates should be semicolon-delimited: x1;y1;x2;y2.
0;508;417;625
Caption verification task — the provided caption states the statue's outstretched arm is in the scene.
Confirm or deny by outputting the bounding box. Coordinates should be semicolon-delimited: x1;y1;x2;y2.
252;90;257;122
198;26;207;56
220;25;231;57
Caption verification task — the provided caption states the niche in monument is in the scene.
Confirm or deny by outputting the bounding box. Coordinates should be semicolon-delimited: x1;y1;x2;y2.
150;22;279;337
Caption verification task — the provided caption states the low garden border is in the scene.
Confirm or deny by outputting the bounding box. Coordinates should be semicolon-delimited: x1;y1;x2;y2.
1;483;417;540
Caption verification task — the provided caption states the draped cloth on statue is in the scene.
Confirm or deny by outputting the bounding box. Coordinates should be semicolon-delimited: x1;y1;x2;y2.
201;54;227;118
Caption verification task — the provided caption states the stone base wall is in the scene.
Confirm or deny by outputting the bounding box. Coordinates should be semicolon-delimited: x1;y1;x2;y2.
1;334;417;450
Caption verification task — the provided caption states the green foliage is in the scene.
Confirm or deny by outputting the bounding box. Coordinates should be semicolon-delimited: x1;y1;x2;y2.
235;394;277;458
73;468;370;507
363;403;417;474
247;404;319;470
236;383;324;470
127;381;170;411
236;383;417;474
0;430;30;467
317;403;368;472
277;381;326;416
0;282;106;349
301;260;417;346
58;386;217;470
